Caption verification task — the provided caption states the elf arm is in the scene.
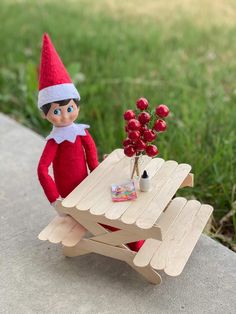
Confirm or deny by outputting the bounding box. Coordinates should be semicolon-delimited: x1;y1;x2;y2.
81;129;99;172
37;139;60;203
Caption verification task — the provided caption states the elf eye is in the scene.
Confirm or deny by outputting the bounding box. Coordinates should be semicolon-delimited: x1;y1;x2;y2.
67;105;74;113
53;108;61;115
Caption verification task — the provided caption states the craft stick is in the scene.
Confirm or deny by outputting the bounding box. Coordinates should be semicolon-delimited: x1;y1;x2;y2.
133;198;187;267
136;163;191;229
133;239;161;267
133;199;187;267
77;217;109;236
76;156;130;210
62;149;125;208
63;246;91;257
74;238;135;262
38;216;64;240
91;229;145;246
48;216;78;243
155;197;187;238
67;206;163;240
121;160;179;225
89;155;153;216
150;200;202;272
144;158;165;178
62;223;87;247
104;158;164;220
77;155;151;212
164;204;213;276
127;261;162;285
63;236;161;284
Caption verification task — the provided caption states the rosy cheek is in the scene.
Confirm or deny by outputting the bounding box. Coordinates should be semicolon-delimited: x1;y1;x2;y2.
48;115;60;123
52;117;58;123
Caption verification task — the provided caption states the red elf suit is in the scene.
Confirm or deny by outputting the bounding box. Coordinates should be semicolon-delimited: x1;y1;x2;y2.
37;33;144;252
38;123;98;202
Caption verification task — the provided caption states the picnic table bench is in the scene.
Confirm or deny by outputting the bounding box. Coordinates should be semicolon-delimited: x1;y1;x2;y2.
38;149;213;284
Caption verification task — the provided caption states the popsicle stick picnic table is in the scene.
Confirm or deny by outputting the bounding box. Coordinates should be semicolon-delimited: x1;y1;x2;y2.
38;149;213;284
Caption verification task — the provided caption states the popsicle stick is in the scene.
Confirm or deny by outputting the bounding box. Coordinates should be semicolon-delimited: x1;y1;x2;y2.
121;160;179;225
74;238;135;262
144;158;165;178
91;229;144;246
62;223;87;247
63;246;91;257
164;204;213;276
133;239;161;267
38;216;64;241
89;156;152;216
104;202;132;220
155;197;187;237
136;163;191;229
127;261;162;285
77;155;151;212
67;206;163;240
133;198;188;267
62;149;125;208
77;217;109;236
76;157;130;211
48;216;78;243
104;158;164;220
150;200;201;271
63;238;161;284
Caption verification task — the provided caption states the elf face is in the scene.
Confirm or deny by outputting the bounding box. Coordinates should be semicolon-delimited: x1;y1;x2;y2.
45;100;79;127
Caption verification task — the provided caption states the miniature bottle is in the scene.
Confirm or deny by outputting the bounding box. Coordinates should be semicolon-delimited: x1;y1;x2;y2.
139;170;151;192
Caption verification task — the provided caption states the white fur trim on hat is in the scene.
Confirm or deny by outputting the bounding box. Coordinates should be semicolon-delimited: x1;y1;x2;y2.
38;83;80;108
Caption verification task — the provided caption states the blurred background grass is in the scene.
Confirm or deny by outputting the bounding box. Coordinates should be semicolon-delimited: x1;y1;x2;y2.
0;0;236;249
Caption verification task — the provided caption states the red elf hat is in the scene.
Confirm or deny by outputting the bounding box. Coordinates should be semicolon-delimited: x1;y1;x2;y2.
38;33;80;108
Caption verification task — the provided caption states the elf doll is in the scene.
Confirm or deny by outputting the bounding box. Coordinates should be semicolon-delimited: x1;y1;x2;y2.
37;33;144;252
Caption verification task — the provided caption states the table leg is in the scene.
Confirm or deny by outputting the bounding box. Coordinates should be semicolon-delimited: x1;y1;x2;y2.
57;207;161;284
127;260;162;285
63;245;90;257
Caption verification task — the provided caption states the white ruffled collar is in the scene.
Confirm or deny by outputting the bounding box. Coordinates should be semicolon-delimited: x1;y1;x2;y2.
46;123;90;144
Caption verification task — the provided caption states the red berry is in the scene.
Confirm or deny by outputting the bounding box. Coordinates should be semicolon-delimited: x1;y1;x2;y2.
143;129;157;142
123;138;132;147
124;110;136;121
138;112;151;125
135;139;147;151
153;119;167;132
125;125;129;132
124;145;136;157
128;130;140;141
127;119;141;131
155;104;169;118
136;97;149;110
146;145;159;157
139;125;148;135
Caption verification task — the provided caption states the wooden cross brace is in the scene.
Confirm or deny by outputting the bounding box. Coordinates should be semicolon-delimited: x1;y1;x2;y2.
38;215;161;284
61;217;162;284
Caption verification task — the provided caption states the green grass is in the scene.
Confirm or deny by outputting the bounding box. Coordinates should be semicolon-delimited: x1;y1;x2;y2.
1;0;236;247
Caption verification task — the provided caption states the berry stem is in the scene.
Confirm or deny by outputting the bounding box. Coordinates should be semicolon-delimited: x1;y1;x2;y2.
131;154;141;179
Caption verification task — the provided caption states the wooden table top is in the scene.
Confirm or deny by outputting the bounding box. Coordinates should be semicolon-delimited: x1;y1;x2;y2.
62;149;192;231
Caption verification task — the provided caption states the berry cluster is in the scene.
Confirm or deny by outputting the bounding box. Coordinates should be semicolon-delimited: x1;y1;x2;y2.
123;98;169;158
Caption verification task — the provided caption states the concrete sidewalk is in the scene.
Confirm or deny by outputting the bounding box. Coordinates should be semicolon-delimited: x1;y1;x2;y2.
0;113;235;314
